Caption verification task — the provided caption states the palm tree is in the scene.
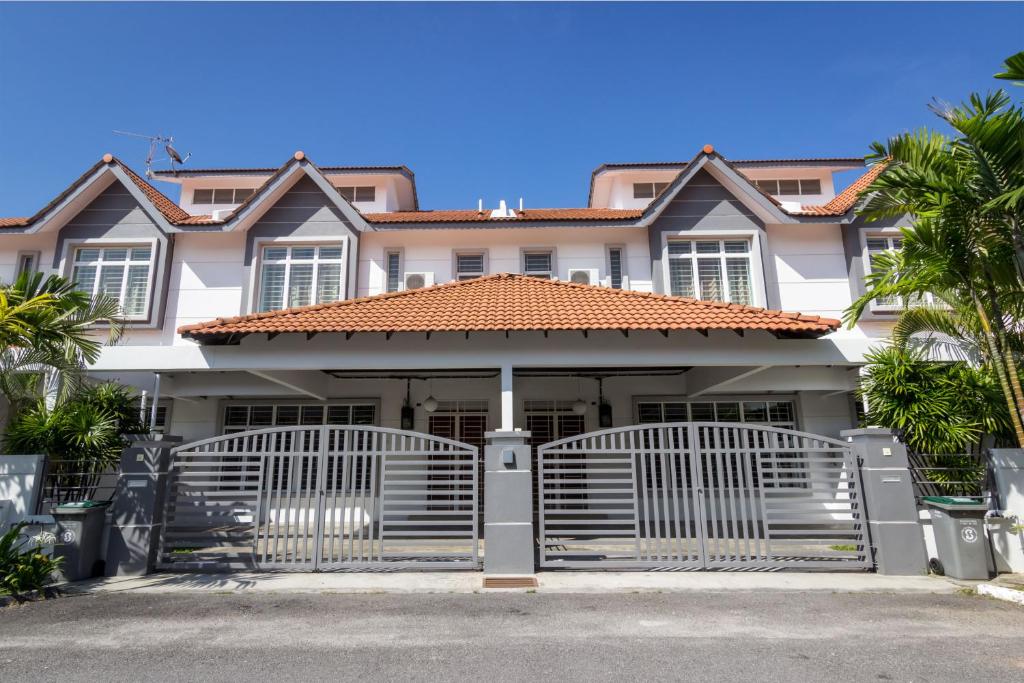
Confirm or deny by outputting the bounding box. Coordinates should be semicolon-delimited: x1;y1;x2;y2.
0;271;123;410
995;50;1024;85
845;89;1024;446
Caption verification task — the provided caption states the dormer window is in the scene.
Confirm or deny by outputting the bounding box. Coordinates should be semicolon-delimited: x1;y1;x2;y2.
667;239;752;305
633;182;670;199
335;186;376;203
257;244;344;312
754;179;821;196
71;246;155;318
193;188;255;205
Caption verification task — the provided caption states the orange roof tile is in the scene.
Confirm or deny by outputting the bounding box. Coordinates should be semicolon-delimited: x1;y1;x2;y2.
178;273;839;339
793;163;888;216
363;208;643;224
115;161;194;223
0;217;30;227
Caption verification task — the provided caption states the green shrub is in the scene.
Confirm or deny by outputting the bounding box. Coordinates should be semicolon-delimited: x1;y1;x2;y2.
0;523;62;595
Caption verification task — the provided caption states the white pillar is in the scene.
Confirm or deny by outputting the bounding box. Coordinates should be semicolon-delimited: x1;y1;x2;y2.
149;373;161;431
500;364;513;431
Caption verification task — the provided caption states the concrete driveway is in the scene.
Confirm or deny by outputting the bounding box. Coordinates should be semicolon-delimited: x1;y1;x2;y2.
2;591;1022;681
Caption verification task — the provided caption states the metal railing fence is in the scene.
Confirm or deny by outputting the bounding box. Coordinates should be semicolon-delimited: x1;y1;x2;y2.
907;452;988;502
36;458;119;512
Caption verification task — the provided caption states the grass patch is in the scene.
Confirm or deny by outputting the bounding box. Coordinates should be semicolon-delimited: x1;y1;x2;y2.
170;547;201;555
829;544;857;552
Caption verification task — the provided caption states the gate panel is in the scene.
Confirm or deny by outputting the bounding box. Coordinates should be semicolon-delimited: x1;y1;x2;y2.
538;425;703;568
318;427;479;569
159;426;479;571
537;422;870;570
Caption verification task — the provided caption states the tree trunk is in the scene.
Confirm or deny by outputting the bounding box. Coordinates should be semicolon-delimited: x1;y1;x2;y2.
975;298;1024;446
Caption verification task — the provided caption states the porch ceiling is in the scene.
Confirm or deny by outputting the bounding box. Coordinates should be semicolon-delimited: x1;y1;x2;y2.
178;273;840;343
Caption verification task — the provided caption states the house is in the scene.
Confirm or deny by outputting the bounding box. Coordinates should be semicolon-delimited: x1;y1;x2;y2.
0;146;908;571
0;145;899;442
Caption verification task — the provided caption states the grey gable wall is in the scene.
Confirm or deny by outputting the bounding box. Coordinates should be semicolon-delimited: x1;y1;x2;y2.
243;175;361;306
648;168;766;294
54;180;172;328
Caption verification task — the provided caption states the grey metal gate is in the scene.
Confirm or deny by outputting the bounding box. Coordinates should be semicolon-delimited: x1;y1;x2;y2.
537;422;870;570
159;425;479;571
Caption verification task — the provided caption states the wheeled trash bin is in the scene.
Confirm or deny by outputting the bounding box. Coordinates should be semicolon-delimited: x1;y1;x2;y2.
52;501;110;581
922;496;990;580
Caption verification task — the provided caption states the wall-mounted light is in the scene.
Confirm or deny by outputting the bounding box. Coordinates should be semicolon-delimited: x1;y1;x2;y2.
423;396;439;413
571;399;587;415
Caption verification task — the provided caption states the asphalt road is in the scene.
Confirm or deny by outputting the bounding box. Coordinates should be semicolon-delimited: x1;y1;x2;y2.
2;590;1022;682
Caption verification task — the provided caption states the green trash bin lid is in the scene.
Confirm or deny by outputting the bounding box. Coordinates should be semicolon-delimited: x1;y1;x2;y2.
922;495;988;511
922;496;984;506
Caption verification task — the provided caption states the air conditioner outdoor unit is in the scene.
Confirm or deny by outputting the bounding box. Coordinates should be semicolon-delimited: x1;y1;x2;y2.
404;272;434;290
567;268;599;286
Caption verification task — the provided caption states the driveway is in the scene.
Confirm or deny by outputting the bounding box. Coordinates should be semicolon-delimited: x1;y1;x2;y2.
2;591;1022;681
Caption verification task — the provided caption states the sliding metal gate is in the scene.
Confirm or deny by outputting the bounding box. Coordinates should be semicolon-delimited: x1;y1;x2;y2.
537;422;870;570
159;426;479;571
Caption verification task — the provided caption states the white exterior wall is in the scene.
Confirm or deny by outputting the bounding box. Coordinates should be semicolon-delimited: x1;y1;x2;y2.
593;168;838;210
600;171;680;209
123;231;247;347
0;232;59;284
796;391;857;439
764;222;851;320
176;174;395;215
739;168;836;205
357;227;653;297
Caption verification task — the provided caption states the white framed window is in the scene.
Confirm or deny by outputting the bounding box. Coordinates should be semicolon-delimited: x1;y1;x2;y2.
454;252;486;281
16;251;41;278
522;250;554;279
385;250;403;292
636;399;797;429
754;179;822;196
633;182;670;199
257;244;344;312
666;238;752;305
864;234;932;311
71;245;156;318
335;186;376;202
222;401;377;434
193;188;254;205
606;245;625;289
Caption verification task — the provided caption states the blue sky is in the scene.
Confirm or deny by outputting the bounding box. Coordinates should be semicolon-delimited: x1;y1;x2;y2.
1;2;1021;214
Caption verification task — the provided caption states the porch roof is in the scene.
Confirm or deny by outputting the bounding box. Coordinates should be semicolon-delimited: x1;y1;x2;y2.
178;273;840;341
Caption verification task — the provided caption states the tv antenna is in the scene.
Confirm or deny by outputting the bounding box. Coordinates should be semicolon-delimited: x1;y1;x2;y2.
112;130;191;177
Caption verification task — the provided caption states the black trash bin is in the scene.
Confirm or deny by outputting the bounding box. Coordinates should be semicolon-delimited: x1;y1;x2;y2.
922;496;990;580
52;501;109;581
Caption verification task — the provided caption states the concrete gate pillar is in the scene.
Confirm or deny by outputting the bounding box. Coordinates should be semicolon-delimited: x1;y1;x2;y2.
105;434;181;576
483;431;534;575
989;449;1024;573
842;428;928;575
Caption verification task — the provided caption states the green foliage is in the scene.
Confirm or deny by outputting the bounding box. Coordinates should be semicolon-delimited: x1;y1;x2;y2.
0;523;62;595
858;346;1011;453
4;382;147;469
0;271;123;409
845;61;1024;446
995;51;1024;85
